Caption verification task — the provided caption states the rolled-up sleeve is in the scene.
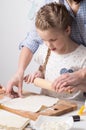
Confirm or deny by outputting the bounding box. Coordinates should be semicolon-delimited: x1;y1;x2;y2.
19;29;43;54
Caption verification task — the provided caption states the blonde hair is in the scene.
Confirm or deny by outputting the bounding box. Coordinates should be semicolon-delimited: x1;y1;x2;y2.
35;2;73;31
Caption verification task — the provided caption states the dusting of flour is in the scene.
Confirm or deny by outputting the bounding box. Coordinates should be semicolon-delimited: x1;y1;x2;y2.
40;120;70;130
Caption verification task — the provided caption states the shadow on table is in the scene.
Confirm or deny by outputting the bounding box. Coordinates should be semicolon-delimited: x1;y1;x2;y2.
71;128;84;130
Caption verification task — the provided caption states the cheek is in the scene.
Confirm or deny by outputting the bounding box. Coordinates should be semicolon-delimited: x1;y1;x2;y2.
54;41;60;47
55;41;64;48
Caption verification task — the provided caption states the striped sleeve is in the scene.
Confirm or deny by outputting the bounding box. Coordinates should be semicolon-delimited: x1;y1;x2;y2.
19;29;43;54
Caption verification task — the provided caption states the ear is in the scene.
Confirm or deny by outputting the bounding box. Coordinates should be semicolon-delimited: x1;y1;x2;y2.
65;26;71;35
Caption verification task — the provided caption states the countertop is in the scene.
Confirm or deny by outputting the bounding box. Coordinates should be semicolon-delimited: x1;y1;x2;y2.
0;94;86;130
25;99;86;130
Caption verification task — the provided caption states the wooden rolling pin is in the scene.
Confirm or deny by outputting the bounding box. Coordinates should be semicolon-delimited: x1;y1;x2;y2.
33;78;55;92
34;78;73;93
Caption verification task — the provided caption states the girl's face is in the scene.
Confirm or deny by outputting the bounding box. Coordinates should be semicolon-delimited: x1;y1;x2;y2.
37;28;70;54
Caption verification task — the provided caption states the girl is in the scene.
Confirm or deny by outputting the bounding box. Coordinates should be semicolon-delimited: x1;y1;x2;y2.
24;2;86;100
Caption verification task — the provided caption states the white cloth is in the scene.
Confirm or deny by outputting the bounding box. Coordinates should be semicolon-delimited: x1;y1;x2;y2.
34;44;86;100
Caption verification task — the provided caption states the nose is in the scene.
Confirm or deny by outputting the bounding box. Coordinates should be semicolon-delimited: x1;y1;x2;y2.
46;41;52;48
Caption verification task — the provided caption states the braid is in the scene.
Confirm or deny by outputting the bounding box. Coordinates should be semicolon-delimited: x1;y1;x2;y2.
39;48;51;77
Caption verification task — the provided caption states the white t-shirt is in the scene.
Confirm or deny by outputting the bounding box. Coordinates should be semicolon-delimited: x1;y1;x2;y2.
34;44;86;100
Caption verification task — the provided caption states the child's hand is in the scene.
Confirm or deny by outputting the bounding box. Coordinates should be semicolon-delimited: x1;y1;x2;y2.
24;71;44;84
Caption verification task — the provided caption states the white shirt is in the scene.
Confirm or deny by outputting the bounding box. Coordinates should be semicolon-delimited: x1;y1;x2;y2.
34;44;86;100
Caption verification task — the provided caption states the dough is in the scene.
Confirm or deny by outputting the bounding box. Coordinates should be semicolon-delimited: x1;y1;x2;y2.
0;95;59;129
0;110;29;130
2;95;59;112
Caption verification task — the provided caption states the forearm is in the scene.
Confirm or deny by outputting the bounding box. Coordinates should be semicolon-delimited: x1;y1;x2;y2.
17;47;33;74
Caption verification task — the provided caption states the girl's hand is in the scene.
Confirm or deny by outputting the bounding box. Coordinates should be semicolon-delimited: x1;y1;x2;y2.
24;71;44;84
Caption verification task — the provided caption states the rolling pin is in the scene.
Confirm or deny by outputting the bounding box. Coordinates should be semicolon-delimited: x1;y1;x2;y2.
33;78;55;92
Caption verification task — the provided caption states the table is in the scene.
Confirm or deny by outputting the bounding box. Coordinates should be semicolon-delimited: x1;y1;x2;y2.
0;94;86;130
25;99;86;130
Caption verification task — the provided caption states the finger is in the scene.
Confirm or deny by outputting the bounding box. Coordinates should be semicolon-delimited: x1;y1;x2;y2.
57;87;65;93
6;87;15;98
58;81;69;89
6;81;14;95
64;86;71;91
64;86;75;93
51;74;70;90
26;75;32;83
54;81;67;91
57;73;70;82
30;74;37;83
18;81;23;97
51;79;58;90
35;73;41;78
11;90;19;98
52;80;67;91
23;75;29;82
31;75;35;83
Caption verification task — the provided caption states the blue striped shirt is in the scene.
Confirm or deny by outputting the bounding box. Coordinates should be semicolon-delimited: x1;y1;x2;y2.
19;0;86;53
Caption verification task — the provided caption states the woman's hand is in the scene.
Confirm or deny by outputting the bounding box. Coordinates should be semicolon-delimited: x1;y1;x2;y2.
52;69;86;92
6;71;24;98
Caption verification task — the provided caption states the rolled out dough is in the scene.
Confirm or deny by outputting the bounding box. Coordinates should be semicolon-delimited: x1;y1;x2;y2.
0;109;29;130
2;95;59;112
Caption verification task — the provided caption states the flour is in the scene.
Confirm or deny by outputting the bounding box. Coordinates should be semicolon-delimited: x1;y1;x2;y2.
40;120;70;130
